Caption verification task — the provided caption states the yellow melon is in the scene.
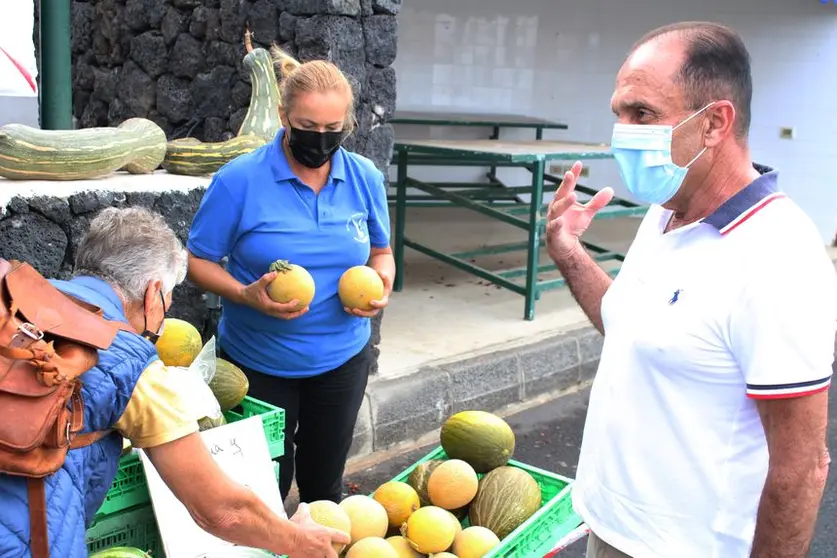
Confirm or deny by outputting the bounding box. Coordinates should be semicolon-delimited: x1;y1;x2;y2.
445;510;463;537
430;553;457;558
386;535;423;558
374;481;421;528
452;526;501;558
427;459;479;510
338;265;384;311
339;494;389;543
401;505;457;554
307;500;352;554
155;318;203;367
266;259;315;308
346;537;399;558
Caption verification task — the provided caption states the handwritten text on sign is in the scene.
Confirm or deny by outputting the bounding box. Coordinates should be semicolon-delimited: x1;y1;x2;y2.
140;416;286;558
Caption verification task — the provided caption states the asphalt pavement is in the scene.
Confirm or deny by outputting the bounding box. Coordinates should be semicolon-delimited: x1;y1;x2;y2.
344;383;837;557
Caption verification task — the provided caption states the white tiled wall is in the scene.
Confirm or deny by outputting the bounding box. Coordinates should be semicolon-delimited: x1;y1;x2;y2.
392;0;837;243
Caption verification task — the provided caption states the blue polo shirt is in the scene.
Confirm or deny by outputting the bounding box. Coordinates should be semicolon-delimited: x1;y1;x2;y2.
187;129;391;378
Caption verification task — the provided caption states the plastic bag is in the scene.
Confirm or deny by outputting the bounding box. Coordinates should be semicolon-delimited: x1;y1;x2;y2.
191;335;218;384
169;336;222;421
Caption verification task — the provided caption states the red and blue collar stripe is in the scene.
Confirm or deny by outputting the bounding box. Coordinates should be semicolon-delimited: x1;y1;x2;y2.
702;163;786;235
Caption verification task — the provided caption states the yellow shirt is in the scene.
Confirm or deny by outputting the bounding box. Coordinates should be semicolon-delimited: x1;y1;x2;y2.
113;359;199;448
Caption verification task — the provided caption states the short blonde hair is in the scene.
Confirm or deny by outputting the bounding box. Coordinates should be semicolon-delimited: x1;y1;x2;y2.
270;46;356;133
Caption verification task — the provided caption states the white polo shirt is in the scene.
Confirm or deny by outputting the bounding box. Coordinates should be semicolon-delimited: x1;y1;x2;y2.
572;164;837;558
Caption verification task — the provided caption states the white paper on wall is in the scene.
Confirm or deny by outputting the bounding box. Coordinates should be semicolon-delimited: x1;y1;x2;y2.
0;0;38;97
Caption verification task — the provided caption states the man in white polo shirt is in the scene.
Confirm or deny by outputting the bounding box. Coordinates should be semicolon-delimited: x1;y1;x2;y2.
546;21;836;558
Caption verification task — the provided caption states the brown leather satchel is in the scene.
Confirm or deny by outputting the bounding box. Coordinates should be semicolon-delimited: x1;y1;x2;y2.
0;259;134;557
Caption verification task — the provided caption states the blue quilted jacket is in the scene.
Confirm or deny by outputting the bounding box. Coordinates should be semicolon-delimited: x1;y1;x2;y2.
0;276;158;557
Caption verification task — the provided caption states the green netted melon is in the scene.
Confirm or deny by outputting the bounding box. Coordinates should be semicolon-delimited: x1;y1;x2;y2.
406;459;444;507
440;411;515;473
468;466;542;540
88;547;151;557
198;414;228;432
208;358;250;412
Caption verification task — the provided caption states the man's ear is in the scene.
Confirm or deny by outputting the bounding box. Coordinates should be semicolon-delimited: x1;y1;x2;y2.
704;100;736;148
279;109;289;129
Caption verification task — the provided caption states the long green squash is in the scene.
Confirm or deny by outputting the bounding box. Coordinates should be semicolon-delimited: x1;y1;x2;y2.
0;118;167;181
161;134;266;176
237;33;282;142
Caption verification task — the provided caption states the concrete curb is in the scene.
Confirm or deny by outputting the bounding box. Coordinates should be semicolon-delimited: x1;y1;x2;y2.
349;324;603;459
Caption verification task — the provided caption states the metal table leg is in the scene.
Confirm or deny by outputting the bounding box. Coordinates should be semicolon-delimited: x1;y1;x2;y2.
393;149;408;292
523;159;546;321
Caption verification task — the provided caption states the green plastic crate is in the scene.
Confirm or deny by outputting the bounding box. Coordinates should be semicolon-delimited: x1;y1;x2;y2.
390;446;584;558
88;464;282;557
96;396;285;517
86;504;163;556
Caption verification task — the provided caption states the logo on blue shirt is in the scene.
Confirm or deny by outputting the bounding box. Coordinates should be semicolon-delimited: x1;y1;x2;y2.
347;212;368;243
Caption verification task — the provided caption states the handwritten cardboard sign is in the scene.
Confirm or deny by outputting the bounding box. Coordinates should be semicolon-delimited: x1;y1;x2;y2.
140;416;286;558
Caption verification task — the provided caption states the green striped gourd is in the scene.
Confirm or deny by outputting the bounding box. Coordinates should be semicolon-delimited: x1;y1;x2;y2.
238;46;282;142
0;118;166;181
161;135;266;176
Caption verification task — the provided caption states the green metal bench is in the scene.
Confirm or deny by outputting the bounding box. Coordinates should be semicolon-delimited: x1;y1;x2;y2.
391;138;647;321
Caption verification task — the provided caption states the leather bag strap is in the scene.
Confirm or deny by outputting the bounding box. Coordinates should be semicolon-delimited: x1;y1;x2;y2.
27;478;49;558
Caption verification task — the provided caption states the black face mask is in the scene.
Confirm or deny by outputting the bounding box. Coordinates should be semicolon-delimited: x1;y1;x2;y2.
286;127;344;169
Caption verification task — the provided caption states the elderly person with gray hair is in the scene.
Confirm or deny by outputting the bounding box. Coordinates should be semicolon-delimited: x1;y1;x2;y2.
0;206;349;558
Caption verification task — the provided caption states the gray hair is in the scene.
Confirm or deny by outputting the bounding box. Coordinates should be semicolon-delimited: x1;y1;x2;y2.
74;206;188;302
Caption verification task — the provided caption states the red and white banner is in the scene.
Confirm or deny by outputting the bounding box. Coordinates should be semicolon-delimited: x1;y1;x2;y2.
0;0;38;97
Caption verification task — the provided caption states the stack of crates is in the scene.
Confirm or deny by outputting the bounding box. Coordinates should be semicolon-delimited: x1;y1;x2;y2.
85;396;285;555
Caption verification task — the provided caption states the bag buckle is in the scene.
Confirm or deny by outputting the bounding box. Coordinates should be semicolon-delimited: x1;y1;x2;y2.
16;321;44;341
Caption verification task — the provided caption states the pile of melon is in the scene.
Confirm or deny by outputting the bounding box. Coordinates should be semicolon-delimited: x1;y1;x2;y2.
154;318;250;430
307;410;541;558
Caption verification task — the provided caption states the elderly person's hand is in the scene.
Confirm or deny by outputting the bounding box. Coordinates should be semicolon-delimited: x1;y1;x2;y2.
240;271;309;320
344;269;391;318
288;503;350;558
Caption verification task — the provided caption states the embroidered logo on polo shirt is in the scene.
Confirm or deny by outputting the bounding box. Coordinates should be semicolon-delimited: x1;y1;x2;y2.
669;289;682;305
347;212;368;243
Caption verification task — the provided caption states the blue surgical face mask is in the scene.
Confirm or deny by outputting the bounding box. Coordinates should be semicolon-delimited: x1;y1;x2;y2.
610;102;715;205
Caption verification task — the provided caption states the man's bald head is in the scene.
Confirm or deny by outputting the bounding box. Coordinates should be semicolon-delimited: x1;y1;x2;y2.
628;22;753;139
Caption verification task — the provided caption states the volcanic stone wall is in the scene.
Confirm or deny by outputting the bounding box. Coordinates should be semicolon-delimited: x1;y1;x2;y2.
10;0;398;371
67;0;398;164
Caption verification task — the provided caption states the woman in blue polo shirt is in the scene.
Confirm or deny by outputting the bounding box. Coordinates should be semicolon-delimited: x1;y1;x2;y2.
186;50;394;505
